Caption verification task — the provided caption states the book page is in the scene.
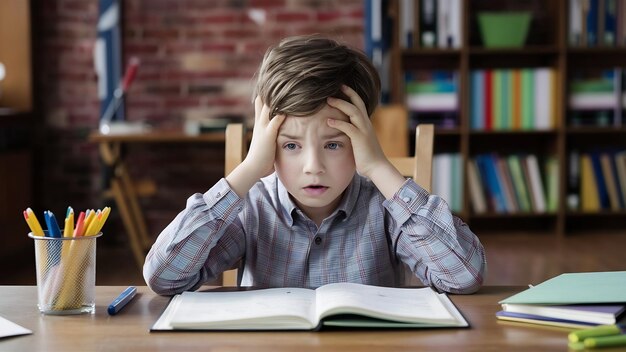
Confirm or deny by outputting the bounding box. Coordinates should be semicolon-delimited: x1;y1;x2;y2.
168;288;318;330
315;283;463;326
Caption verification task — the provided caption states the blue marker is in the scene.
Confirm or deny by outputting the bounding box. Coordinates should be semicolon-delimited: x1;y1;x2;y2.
108;286;137;315
47;211;62;238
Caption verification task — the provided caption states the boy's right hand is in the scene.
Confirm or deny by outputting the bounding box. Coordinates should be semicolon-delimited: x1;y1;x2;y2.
241;96;286;179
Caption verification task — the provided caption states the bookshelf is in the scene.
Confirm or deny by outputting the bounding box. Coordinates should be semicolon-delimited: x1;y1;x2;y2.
383;0;626;236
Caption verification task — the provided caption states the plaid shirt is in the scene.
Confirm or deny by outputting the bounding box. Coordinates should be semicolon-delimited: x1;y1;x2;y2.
144;173;486;295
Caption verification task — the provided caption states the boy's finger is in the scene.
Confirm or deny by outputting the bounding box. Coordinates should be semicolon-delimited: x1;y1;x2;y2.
341;85;368;118
326;97;366;131
268;114;286;132
259;103;272;125
327;118;358;139
254;96;263;120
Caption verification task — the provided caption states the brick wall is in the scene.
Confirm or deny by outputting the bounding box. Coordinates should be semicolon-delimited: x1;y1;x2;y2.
33;0;365;245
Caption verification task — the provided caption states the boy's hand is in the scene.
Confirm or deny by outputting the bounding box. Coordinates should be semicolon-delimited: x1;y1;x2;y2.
226;96;285;198
325;85;389;180
326;85;406;199
242;96;286;179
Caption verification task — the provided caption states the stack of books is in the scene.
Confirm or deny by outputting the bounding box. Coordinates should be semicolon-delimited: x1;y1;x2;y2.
496;271;626;329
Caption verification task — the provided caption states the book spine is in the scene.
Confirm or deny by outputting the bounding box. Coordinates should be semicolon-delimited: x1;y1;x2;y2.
494;70;502;130
568;149;581;211
615;151;626;207
497;154;519;213
570;0;584;45
608;151;625;209
485;70;493;131
512;69;522;130
545;156;559;212
420;0;438;48
590;152;610;209
486;154;507;213
588;0;600;46
467;159;488;213
600;153;621;210
521;69;534;130
604;0;617;45
580;153;601;211
508;155;532;212
526;155;547;213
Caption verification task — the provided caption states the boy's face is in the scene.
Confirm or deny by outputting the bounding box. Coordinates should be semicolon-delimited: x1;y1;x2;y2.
275;104;356;222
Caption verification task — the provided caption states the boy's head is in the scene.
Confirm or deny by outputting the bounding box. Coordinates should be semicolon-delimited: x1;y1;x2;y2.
253;34;381;118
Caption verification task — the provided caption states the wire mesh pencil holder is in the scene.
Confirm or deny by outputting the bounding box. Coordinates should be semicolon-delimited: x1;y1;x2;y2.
29;232;103;315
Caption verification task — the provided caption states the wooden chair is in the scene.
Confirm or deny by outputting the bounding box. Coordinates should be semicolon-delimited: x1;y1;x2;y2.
222;123;246;286
372;104;434;192
221;115;434;286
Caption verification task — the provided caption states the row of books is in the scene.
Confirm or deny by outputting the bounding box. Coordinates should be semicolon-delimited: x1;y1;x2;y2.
406;70;459;128
567;149;626;212
405;71;458;112
431;153;463;213
398;0;462;49
568;68;624;127
569;0;626;47
469;68;557;131
468;154;559;214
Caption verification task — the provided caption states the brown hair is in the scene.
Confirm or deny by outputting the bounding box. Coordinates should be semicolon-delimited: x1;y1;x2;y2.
253;34;381;118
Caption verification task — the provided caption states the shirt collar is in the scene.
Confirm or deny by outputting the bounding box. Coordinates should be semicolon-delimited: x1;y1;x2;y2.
276;173;361;226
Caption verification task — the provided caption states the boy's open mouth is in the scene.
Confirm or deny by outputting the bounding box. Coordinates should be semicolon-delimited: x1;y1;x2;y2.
303;185;329;195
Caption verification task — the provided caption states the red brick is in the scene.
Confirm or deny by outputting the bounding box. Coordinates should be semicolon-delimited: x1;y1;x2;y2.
274;11;313;22
200;43;237;53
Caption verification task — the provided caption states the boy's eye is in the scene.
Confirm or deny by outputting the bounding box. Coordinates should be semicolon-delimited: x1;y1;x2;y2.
284;143;298;150
326;142;340;150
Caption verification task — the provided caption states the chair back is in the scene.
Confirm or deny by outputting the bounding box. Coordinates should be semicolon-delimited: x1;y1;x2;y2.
222;123;246;286
372;105;434;192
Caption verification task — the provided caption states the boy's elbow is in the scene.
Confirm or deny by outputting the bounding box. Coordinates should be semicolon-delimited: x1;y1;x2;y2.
430;260;486;295
433;274;484;295
143;264;179;296
145;275;191;296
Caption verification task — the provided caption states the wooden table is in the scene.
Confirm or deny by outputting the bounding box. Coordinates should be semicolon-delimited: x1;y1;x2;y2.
88;131;233;269
0;286;595;351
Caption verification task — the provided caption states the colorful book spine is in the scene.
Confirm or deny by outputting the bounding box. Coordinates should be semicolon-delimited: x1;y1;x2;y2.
580;153;601;211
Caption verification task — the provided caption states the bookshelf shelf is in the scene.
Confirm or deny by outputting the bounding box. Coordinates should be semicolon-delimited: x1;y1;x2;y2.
468;46;559;56
566;127;626;134
385;0;626;236
566;210;626;217
470;213;557;220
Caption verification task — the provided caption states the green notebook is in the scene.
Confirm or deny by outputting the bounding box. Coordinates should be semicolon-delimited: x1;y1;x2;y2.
500;271;626;305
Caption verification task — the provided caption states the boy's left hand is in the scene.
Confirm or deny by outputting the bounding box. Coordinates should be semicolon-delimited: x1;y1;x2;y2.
326;85;389;180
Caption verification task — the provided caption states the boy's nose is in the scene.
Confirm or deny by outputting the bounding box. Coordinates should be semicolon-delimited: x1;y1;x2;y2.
303;149;325;175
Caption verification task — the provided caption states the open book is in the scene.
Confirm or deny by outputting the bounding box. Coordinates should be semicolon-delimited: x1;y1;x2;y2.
151;283;468;331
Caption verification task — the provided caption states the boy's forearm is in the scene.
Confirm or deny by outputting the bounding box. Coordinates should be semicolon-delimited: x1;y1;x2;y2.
368;161;407;199
225;161;261;198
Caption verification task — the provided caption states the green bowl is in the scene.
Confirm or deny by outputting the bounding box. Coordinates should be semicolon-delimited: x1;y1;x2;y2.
477;11;532;48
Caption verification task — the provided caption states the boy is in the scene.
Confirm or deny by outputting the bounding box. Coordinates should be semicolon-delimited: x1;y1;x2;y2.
144;35;486;295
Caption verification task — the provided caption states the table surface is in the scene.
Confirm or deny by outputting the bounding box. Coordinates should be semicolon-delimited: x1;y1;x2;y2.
0;286;602;352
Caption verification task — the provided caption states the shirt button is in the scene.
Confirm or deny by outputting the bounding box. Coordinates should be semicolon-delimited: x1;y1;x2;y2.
402;196;411;203
216;192;221;198
314;236;322;245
